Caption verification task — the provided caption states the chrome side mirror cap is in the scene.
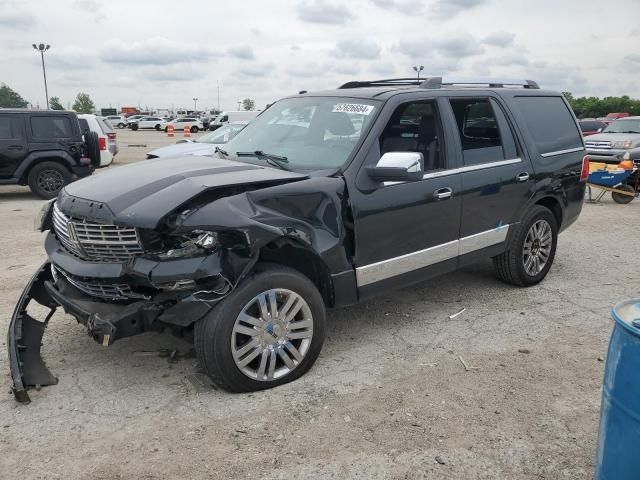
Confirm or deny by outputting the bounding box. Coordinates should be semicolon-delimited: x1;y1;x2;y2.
366;152;424;182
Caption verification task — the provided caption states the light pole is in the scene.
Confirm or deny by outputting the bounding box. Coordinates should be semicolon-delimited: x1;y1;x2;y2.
32;43;50;108
237;100;241;110
413;65;424;81
216;80;220;112
193;97;198;113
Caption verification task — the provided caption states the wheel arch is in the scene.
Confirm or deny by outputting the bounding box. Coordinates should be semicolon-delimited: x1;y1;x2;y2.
16;153;75;184
534;195;563;229
258;237;334;307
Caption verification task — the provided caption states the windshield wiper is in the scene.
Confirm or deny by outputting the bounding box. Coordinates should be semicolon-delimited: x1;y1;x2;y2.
236;150;290;171
214;146;228;157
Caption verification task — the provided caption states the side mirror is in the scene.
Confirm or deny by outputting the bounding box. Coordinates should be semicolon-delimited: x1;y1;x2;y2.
366;152;424;182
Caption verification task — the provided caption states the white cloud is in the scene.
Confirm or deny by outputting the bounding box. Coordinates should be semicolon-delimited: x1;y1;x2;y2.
482;32;516;48
228;45;255;60
331;39;381;59
430;0;487;19
297;0;355;24
0;1;35;28
102;37;218;66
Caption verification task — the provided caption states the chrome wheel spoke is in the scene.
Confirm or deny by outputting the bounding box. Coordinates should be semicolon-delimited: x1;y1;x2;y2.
283;298;303;323
234;338;260;358
267;349;277;379
257;293;271;320
234;325;259;337
237;345;263;368
278;348;296;370
257;350;269;379
238;312;263;328
285;342;304;362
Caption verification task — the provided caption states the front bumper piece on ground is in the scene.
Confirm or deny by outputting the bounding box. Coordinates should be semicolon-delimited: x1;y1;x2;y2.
8;261;222;403
8;263;59;404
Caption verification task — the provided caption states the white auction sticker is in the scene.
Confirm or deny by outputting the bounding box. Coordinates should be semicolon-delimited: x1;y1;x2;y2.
332;103;374;115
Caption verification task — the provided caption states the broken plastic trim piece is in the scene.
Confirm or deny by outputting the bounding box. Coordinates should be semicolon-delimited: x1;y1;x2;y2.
8;262;59;404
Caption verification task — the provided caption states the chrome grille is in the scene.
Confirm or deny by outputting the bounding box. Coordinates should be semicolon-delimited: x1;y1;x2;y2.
52;265;144;301
585;141;612;150
52;203;144;262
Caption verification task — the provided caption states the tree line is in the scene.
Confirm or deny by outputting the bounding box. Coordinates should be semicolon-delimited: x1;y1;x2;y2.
562;92;640;119
0;83;95;112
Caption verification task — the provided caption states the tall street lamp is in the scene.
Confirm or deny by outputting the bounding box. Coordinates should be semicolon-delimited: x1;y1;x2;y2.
413;65;424;82
193;97;198;113
32;43;50;108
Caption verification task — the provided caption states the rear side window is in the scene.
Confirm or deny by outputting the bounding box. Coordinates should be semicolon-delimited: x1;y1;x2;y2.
97;117;113;134
513;96;582;155
0;116;22;139
449;98;505;165
30;116;73;139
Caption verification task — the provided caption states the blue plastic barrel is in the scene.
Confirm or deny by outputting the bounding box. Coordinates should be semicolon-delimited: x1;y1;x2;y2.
595;299;640;480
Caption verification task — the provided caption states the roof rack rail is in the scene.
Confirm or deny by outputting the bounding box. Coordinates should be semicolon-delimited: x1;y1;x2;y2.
338;78;422;89
420;77;540;89
338;77;540;90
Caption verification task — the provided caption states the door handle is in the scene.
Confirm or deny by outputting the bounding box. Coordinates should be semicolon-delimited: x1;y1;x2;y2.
7;145;24;150
433;187;453;200
516;172;530;182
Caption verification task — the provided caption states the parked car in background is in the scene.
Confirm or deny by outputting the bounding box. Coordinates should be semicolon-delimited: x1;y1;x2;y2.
585;116;640;163
579;120;607;137
146;121;248;159
130;116;167;131
0;109;99;198
165;117;203;133
78;114;117;167
125;114;145;124
209;110;259;130
104;115;128;129
8;77;589;402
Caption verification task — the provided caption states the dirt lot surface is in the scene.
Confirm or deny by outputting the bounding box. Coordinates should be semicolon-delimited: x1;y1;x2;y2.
1;130;638;479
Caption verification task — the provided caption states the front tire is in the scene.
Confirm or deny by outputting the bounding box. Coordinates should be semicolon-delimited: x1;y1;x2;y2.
190;126;199;133
195;264;326;392
493;205;558;286
117;122;126;129
27;161;72;199
155;124;161;131
131;123;138;131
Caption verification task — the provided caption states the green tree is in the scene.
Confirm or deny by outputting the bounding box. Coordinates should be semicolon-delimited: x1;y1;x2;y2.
562;93;640;119
241;98;256;111
72;92;95;114
49;96;64;110
0;83;28;108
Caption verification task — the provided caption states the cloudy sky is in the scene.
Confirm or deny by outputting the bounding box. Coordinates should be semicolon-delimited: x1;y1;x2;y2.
1;0;639;112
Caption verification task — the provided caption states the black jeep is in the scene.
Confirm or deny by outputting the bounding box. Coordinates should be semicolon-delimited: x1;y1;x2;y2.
0;109;99;199
8;78;588;402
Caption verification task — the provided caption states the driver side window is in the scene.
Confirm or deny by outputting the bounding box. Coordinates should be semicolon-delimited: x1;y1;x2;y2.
378;101;443;171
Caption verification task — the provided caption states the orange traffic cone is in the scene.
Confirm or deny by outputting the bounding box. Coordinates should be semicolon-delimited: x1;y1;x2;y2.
167;124;174;137
183;125;190;137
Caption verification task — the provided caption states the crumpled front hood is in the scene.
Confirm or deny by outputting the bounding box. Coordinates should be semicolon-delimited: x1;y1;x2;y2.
585;132;640;144
61;155;308;228
147;142;216;158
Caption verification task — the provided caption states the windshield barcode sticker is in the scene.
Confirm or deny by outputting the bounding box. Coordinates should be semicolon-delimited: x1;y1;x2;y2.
332;103;374;115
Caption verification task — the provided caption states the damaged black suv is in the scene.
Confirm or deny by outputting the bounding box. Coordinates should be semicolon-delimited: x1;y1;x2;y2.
9;78;588;402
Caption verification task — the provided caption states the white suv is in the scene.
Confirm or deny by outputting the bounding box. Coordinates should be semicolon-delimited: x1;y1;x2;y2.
130;116;167;131
104;115;128;129
165;117;204;133
78;114;118;167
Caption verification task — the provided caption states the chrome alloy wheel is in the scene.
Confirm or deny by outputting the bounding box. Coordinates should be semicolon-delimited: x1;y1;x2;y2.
231;289;313;381
522;219;552;276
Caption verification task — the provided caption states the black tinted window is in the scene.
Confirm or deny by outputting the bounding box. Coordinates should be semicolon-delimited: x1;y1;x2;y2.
30;116;73;139
0;117;14;138
513;96;582;155
579;121;605;132
450;98;504;165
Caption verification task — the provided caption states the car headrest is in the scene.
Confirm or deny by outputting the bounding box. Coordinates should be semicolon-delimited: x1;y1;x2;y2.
419;115;436;140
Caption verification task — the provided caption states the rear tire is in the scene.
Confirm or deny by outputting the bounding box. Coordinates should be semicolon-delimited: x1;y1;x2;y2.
155;124;161;131
194;264;326;392
131;123;138;131
493;205;558;286
190;126;199;133
117;122;125;129
612;185;635;204
27;161;72;199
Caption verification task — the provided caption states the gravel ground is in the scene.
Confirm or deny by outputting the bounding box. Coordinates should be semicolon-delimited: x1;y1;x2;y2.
0;130;638;479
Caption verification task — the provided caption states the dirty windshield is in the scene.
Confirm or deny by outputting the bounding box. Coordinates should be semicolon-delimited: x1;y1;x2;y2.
222;97;379;170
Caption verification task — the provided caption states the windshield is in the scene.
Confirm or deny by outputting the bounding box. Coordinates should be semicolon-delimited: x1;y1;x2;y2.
197;123;245;144
603;119;640;133
222;97;379;171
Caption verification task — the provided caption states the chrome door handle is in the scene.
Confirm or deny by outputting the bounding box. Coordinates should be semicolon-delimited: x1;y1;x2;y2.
516;172;530;182
434;187;452;200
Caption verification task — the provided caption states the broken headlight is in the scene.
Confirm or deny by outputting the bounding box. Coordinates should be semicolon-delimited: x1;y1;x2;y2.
35;199;55;232
158;231;219;260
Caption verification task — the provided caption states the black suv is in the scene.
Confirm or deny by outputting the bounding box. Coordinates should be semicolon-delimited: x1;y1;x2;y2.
0;110;98;198
9;78;588;402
